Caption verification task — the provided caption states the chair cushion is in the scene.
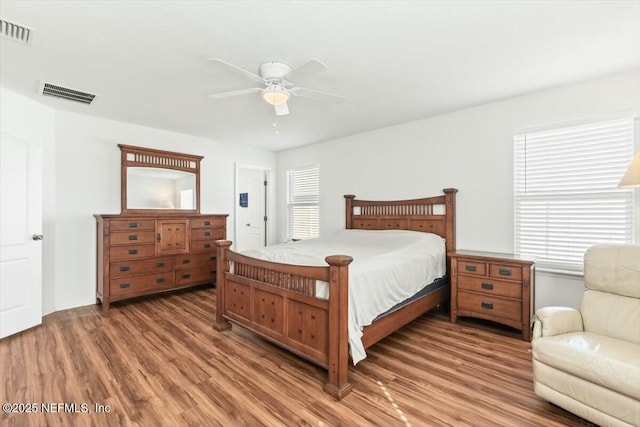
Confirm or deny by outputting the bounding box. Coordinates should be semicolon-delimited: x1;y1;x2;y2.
584;244;640;298
532;331;640;400
581;290;640;344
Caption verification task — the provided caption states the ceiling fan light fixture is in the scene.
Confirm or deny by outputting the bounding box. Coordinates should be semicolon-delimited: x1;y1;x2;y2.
262;86;289;106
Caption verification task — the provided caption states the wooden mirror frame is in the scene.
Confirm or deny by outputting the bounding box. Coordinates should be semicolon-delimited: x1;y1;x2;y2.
119;144;203;214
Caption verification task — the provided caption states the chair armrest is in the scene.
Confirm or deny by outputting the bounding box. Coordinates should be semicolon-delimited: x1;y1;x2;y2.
532;306;584;339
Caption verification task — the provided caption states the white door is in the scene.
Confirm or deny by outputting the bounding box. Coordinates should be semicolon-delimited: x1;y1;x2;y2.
0;132;43;339
236;167;267;251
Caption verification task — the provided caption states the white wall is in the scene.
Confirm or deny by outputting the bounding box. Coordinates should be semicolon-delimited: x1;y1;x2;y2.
51;111;277;312
276;69;640;310
2;86;277;315
3;69;638;316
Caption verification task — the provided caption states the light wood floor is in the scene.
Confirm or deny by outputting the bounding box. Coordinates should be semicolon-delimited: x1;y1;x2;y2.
1;286;591;427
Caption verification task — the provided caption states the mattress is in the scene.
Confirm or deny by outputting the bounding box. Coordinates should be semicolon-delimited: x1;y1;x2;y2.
241;229;446;364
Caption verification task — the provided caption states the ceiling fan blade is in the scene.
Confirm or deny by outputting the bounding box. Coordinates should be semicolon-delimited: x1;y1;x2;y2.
290;86;345;102
274;102;289;116
284;58;328;81
208;87;262;99
206;58;265;83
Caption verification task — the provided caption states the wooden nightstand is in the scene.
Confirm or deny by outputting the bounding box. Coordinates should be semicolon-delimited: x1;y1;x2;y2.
449;250;536;341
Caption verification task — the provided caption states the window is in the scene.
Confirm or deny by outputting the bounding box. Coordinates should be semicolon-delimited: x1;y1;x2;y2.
514;118;635;272
287;165;319;240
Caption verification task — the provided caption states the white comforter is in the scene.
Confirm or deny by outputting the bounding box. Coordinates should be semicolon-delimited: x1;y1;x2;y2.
241;229;446;364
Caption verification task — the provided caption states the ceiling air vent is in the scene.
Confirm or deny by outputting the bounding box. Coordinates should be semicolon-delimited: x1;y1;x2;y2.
41;82;96;105
0;18;33;44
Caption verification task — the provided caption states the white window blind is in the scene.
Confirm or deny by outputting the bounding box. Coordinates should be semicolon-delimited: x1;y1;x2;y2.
287;165;319;240
514;118;635;272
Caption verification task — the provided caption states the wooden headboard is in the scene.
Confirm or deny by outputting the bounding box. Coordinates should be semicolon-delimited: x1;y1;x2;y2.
344;188;457;255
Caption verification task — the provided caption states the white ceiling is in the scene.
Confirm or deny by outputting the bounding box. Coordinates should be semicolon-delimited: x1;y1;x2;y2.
1;1;638;151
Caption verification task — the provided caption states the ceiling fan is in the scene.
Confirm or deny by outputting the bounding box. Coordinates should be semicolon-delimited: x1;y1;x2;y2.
207;58;345;116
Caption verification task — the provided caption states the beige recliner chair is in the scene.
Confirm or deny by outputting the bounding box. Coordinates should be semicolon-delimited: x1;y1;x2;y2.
532;244;640;427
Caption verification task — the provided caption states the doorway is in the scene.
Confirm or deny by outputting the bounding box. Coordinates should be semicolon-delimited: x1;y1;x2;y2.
235;165;270;251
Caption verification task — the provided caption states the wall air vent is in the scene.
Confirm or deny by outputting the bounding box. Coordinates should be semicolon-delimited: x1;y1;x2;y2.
0;18;33;44
40;82;96;105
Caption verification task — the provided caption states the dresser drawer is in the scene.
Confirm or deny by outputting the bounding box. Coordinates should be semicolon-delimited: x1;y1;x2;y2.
109;244;156;261
110;257;174;278
110;231;156;245
190;239;216;253
458;290;522;322
109;219;155;232
489;264;523;282
457;259;487;276
175;266;215;286
175;252;216;268
110;272;175;297
191;217;225;229
191;228;225;241
457;276;522;299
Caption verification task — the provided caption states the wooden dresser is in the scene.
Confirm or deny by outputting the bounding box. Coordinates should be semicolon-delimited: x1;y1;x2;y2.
449;250;535;341
95;214;227;310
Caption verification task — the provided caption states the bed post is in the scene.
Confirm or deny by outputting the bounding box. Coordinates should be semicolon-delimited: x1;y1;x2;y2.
443;188;457;254
323;254;354;400
213;240;232;331
344;194;355;229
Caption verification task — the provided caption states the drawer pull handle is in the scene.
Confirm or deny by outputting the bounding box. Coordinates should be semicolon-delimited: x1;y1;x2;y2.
481;301;494;310
204;243;211;249
210;256;216;261
119;266;130;272
128;249;138;255
157;277;165;283
182;259;191;264
182;274;191;279
204;220;211;226
120;283;130;289
204;231;211;237
156;262;165;268
128;222;138;228
498;268;512;276
481;282;494;290
128;235;138;241
465;265;477;272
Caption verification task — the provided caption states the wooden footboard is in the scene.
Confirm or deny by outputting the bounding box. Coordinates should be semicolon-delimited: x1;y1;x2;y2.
214;240;354;399
213;189;457;400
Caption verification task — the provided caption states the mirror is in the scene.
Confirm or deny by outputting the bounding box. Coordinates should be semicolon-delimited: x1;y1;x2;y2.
126;167;196;210
119;144;202;213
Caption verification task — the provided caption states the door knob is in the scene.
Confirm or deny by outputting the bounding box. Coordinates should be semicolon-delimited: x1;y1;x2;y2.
246;223;250;226
32;234;44;241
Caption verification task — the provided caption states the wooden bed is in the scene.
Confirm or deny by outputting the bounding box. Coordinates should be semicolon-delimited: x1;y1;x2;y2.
213;188;457;399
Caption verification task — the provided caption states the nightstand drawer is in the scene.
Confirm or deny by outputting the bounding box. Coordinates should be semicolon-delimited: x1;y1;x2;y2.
458;260;486;276
489;264;522;282
457;276;522;299
458;291;522;322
